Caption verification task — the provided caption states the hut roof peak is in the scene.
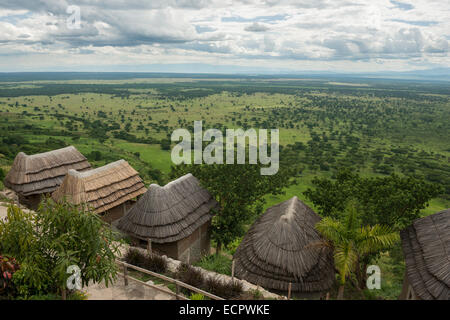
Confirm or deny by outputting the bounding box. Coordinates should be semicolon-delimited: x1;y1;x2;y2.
52;159;146;214
280;196;299;222
71;159;126;179
149;173;194;190
234;196;335;294
117;173;217;243
4;146;91;196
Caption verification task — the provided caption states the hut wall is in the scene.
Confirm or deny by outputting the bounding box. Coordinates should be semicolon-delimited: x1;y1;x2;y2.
101;200;135;224
18;193;42;210
177;220;211;263
152;241;179;259
132;221;212;263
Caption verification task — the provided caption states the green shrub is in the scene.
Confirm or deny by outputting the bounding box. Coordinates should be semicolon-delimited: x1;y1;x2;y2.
250;288;263;299
0;255;20;298
124;249;167;274
145;254;167;274
0;199;122;299
194;254;232;275
25;293;62;300
204;276;243;299
190;293;205;300
225;238;242;256
176;263;204;289
0;168;5;182
124;248;147;268
67;290;89;300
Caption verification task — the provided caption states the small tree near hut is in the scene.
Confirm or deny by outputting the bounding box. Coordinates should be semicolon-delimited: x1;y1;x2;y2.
315;199;399;300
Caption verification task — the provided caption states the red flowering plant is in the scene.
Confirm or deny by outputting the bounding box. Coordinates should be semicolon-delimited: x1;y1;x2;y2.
0;255;20;297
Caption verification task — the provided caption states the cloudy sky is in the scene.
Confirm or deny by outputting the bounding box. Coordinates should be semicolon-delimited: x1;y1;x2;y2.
0;0;448;73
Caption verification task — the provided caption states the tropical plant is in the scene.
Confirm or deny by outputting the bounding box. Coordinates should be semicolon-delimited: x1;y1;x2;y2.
0;255;20;297
0;198;122;299
315;199;399;300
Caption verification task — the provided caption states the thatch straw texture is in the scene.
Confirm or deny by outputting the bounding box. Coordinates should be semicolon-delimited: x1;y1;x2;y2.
400;209;450;300
4;146;91;196
234;196;335;293
52;159;147;214
118;173;218;243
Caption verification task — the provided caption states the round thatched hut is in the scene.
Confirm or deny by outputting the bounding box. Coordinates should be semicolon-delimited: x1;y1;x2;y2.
399;208;449;300
117;173;218;263
4;146;91;209
52;159;147;224
234;196;335;298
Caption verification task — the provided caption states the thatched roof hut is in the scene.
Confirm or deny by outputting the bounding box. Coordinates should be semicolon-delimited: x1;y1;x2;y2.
4;146;91;196
52;159;147;215
234;196;335;296
400;209;449;300
118;173;218;243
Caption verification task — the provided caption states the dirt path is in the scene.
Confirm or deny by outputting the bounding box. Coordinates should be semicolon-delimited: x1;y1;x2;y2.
84;276;176;300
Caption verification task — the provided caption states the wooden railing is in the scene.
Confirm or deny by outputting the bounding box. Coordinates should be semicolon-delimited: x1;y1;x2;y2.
115;260;224;300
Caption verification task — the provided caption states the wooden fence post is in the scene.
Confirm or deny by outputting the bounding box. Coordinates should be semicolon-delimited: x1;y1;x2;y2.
287;282;292;300
147;239;152;255
123;265;128;286
231;260;235;281
175;282;180;300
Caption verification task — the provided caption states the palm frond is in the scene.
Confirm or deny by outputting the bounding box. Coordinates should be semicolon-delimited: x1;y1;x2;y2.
334;243;358;282
357;224;399;254
316;217;345;243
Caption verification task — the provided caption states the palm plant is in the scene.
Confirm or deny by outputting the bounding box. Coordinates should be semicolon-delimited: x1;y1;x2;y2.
315;199;399;300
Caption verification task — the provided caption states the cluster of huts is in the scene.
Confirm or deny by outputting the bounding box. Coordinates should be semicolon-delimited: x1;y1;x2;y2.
2;145;449;299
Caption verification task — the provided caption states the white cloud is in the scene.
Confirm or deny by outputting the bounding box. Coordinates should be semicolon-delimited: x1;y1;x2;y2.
0;0;448;72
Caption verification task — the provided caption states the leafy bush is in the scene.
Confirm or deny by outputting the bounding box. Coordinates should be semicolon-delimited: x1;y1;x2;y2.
124;248;147;268
225;238;242;256
22;290;88;300
0;168;5;182
176;263;204;289
194;254;232;275
0;199;122;299
0;255;20;297
190;293;205;300
204;276;243;299
145;254;167;274
124;249;167;274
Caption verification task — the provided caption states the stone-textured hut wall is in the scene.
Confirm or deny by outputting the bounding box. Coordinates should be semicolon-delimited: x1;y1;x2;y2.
177;220;211;263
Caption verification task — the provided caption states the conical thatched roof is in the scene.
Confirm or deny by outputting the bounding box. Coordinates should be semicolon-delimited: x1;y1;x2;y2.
400;209;450;300
52;160;147;214
234;196;335;294
117;173;218;243
4;146;91;196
